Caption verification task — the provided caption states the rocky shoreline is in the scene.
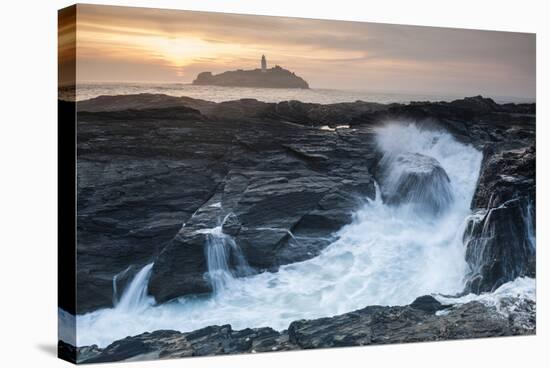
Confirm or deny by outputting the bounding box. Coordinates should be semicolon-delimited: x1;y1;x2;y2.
62;93;535;363
65;292;534;363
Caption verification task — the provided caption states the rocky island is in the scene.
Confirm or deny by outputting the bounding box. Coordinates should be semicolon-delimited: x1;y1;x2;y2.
192;55;309;89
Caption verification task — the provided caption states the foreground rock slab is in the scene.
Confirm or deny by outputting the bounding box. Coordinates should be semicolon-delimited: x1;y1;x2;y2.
73;295;534;363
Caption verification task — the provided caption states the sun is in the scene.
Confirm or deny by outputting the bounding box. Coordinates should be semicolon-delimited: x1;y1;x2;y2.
78;23;238;70
140;36;226;68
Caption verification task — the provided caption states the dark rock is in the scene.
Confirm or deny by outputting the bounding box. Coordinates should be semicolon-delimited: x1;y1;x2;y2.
148;232;211;302
81;325;293;363
145;120;376;302
58;340;77;364
78;105;207;121
409;295;445;313
464;199;535;293
76;296;534;362
148;157;375;302
76;117;231;313
266;100;317;124
376;152;453;214
74;93;535;311
222;213;242;236
472;145;535;209
78;93;216;113
448;95;500;113
111;265;141;305
463;144;535;293
78;93;387;126
148;194;225;301
77;344;102;362
82;334;155;363
288;299;533;349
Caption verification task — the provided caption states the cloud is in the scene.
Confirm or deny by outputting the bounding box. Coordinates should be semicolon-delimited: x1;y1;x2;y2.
73;4;535;98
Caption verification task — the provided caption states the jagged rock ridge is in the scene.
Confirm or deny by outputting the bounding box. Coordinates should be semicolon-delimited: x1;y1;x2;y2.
69;294;535;363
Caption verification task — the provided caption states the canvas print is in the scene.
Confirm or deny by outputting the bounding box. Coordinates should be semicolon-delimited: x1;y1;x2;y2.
58;4;536;364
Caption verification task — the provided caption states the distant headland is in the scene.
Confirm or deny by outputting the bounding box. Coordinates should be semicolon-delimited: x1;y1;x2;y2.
192;55;309;89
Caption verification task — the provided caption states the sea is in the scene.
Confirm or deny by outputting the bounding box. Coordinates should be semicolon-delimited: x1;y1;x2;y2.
62;82;535;105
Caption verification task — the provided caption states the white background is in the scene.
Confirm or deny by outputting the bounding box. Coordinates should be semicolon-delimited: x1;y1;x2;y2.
0;0;547;366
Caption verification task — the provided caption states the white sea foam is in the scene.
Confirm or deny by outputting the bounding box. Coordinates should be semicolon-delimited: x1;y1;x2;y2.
435;277;535;316
77;122;485;348
114;263;154;313
200;225;255;294
58;308;76;345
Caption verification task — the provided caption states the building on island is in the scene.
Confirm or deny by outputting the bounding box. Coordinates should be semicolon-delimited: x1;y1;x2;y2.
192;54;309;88
261;55;267;73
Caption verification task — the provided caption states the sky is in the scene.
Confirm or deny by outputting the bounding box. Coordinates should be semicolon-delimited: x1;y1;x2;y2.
60;4;536;98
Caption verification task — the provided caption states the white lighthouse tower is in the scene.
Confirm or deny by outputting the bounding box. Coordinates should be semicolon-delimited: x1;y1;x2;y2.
261;54;267;72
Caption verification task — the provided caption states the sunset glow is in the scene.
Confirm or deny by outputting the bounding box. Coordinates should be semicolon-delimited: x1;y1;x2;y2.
60;4;535;98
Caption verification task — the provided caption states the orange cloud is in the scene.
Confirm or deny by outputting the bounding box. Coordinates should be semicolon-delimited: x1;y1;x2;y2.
69;4;535;98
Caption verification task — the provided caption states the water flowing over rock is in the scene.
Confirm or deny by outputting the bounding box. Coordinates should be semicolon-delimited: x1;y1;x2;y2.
472;145;535;210
114;263;154;312
377;152;454;215
142;121;377;304
464;201;534;293
221;213;241;236
463;145;536;293
74;292;534;363
74;121;484;349
203;224;254;294
364;96;536;294
70;94;535;353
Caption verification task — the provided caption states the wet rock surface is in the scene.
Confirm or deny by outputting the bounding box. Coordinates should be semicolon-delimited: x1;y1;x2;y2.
287;299;533;349
76;117;231;312
465;135;536;293
75;296;535;363
463;145;535;293
376;152;453;214
363;95;536;294
472;145;535;210
464;199;535;293
74;94;535;318
76;97;378;311
63;94;537;362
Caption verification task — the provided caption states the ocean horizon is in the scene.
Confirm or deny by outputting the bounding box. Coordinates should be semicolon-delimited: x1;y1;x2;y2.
60;82;536;105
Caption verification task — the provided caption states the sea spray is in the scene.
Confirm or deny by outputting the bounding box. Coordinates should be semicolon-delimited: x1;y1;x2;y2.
112;265;132;306
523;199;536;250
435;276;535;316
76;122;484;348
256;227;302;245
115;263;154;313
199;223;254;294
377;152;454;215
463;196;535;293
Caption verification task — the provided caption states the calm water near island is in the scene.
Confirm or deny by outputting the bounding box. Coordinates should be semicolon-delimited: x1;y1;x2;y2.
65;82;534;104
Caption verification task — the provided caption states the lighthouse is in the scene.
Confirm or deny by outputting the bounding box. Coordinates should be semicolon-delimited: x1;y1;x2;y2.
261;54;267;73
